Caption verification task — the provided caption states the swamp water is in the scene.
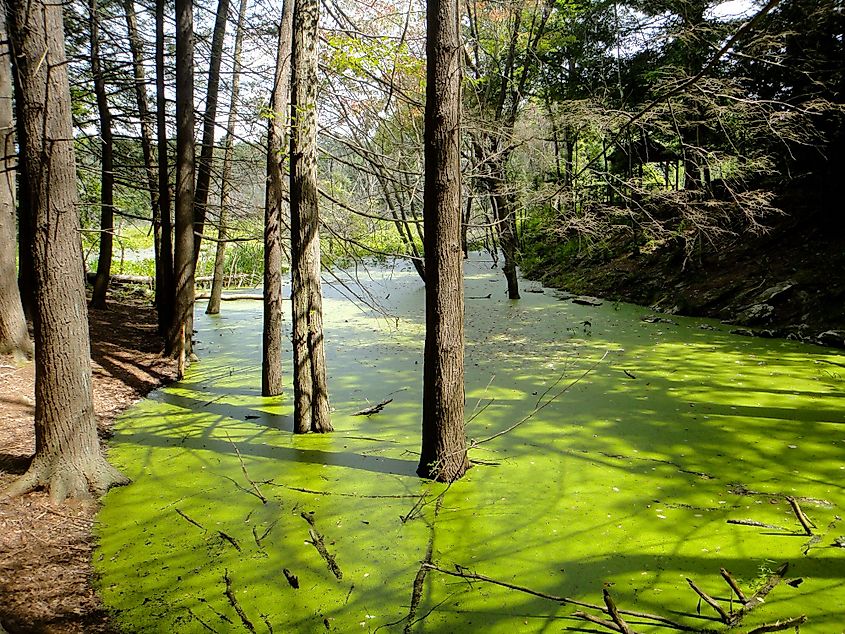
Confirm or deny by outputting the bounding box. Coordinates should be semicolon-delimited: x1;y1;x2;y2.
96;257;845;632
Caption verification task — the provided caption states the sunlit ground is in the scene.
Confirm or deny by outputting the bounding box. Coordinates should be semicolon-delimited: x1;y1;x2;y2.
95;256;845;632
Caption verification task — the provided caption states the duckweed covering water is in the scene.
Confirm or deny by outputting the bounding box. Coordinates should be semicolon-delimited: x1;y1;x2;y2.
96;258;845;632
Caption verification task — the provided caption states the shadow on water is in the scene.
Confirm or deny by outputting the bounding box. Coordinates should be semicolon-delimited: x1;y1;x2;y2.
95;257;845;633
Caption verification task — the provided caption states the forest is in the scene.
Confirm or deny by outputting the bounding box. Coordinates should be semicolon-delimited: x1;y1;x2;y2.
0;0;844;631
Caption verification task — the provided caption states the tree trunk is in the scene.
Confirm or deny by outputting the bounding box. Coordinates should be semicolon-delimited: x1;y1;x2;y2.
489;154;520;300
208;0;250;317
3;0;128;501
169;0;196;362
0;9;31;358
89;0;115;309
156;0;174;335
12;53;34;321
261;0;293;395
290;0;331;432
193;0;230;266
418;0;468;482
123;0;162;324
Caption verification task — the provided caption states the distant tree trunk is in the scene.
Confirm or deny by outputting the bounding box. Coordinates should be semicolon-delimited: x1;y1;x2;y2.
3;0;129;500
156;0;174;335
89;0;115;309
193;0;230;266
418;0;468;482
123;0;162;321
208;0;249;317
290;0;331;432
169;0;196;362
261;0;292;395
0;10;31;358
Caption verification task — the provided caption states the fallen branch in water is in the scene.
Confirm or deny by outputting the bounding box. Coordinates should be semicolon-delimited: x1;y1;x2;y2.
175;508;207;532
785;496;815;536
746;615;807;633
422;564;699;631
352;398;393;416
687;578;731;623
301;512;343;580
225;433;268;504
224;569;256;633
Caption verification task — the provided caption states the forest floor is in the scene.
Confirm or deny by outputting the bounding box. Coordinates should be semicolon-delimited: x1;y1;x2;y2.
524;189;845;343
0;300;176;634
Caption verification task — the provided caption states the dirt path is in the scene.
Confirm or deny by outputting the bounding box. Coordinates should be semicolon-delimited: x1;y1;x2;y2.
0;300;175;633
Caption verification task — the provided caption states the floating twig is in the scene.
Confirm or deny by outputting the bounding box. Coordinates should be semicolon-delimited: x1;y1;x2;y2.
300;512;343;580
603;589;633;634
719;568;748;604
746;615;807;633
727;519;788;531
422;564;698;631
175;508;207;532
218;531;242;552
352;398;393;416
224;569;256;633
404;497;442;633
572;610;623;632
686;578;730;623
785;496;815;535
225;433;268;504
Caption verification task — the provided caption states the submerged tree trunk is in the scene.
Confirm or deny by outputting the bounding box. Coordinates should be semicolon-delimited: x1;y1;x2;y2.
169;0;196;361
123;0;161;321
89;0;115;309
3;0;129;500
418;0;468;482
156;0;174;335
261;0;292;395
0;10;31;358
290;0;331;432
193;0;230;266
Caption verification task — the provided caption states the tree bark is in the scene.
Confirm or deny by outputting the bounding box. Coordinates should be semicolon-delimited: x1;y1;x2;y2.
123;0;162;324
11;50;34;321
418;0;468;481
193;0;230;266
0;10;31;359
156;0;174;334
290;0;331;432
261;0;293;395
89;0;115;309
3;0;129;500
169;0;196;361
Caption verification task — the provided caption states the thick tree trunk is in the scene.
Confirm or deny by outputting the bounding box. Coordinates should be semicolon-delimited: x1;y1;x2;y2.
290;0;331;432
261;0;293;395
156;0;174;335
0;11;31;359
193;0;230;266
89;0;115;309
418;0;468;482
169;0;196;362
123;0;162;322
3;0;128;500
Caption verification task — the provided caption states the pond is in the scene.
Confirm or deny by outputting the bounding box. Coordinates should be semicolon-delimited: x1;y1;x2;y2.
96;256;845;632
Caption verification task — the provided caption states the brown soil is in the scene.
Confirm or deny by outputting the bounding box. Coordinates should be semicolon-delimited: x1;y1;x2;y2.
0;300;176;634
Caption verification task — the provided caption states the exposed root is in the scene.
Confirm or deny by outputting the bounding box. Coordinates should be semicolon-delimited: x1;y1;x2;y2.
1;455;129;503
